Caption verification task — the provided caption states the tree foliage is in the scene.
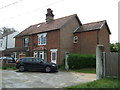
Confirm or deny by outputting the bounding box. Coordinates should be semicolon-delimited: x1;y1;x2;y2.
0;27;16;34
110;43;120;52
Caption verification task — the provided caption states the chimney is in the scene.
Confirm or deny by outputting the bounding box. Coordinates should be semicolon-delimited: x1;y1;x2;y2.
46;8;54;23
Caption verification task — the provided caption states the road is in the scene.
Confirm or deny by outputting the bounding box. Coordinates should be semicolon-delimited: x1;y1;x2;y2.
2;70;96;88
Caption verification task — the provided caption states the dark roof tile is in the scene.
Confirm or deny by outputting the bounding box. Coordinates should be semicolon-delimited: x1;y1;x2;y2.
75;20;106;33
15;14;77;37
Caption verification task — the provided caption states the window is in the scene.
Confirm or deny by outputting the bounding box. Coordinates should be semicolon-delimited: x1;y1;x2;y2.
52;52;56;61
34;51;47;60
34;52;38;57
23;37;29;47
25;58;32;62
33;58;41;62
38;33;47;45
73;36;78;43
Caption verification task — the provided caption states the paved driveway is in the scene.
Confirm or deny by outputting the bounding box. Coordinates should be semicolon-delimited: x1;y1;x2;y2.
2;70;96;88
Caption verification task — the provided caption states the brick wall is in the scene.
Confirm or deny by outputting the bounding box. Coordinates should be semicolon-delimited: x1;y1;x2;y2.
74;24;110;54
30;30;60;63
98;24;110;52
60;16;80;63
74;30;97;54
15;37;23;47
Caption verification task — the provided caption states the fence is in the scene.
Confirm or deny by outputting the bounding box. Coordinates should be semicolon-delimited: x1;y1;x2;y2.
103;52;119;77
96;45;119;79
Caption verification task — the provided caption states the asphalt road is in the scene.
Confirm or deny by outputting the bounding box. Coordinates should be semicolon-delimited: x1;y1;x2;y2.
2;70;96;88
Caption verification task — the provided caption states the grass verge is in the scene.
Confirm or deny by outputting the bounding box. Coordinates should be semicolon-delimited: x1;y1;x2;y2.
70;68;96;74
65;78;119;88
59;67;96;74
2;66;16;70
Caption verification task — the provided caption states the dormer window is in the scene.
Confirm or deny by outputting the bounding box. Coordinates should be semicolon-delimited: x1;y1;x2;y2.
73;36;78;43
23;37;29;47
38;33;47;45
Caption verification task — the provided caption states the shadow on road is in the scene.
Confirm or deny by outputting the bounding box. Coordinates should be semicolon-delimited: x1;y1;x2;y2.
15;70;58;73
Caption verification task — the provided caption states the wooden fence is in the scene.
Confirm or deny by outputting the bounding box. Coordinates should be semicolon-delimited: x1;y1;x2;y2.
103;52;119;77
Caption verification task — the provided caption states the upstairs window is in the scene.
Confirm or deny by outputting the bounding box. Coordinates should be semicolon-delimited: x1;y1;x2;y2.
23;37;29;47
73;36;78;43
38;33;47;45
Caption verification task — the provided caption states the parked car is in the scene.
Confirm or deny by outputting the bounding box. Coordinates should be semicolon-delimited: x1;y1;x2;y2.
16;57;58;72
7;57;16;63
0;57;16;63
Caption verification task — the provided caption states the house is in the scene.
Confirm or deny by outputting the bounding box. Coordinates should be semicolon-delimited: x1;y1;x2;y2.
0;31;19;57
74;20;111;54
14;8;111;64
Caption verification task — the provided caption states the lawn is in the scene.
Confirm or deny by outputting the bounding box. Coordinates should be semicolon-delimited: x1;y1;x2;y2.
70;68;96;74
65;78;119;88
59;67;96;74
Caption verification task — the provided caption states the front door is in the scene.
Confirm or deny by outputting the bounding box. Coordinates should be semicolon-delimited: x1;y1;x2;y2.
50;49;57;64
32;58;44;70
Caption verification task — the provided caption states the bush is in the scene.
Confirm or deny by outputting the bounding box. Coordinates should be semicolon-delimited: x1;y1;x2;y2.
68;54;96;69
58;58;66;70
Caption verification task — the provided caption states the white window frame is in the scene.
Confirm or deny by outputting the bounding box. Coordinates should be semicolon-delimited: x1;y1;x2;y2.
39;51;44;60
34;51;47;60
23;37;29;47
50;49;58;64
34;51;38;58
73;36;78;43
38;33;47;45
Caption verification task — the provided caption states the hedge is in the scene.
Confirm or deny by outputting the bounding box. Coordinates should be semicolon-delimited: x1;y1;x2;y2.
67;54;96;69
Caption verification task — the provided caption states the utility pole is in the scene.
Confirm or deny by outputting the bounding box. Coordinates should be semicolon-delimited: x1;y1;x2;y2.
5;34;8;49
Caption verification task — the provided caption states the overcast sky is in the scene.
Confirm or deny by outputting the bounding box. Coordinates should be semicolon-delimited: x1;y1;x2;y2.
0;0;119;43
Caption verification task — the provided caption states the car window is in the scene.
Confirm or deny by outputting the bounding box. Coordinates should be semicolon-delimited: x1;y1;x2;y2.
32;58;41;62
18;58;23;62
25;58;33;62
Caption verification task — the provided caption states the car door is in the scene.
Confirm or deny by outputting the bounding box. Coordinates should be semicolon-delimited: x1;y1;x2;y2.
32;58;45;70
23;58;33;70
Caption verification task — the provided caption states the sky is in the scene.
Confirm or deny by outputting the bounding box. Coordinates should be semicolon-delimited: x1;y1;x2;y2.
0;0;119;43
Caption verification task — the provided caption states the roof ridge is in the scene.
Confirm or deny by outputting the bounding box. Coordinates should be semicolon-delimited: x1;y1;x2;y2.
15;14;77;37
31;14;77;26
83;20;106;25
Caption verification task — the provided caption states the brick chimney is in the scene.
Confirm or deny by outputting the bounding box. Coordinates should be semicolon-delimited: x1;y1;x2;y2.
46;8;54;23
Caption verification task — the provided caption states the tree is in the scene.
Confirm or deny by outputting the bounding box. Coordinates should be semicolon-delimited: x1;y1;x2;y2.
110;43;120;52
0;27;16;34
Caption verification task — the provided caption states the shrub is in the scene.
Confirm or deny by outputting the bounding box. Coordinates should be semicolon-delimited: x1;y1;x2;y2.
68;54;96;69
58;58;66;70
2;66;16;70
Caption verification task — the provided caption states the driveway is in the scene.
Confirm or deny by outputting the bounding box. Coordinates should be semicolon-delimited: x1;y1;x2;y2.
2;70;96;88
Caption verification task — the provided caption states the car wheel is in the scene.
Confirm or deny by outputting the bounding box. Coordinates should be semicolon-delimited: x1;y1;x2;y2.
19;66;25;72
45;66;51;73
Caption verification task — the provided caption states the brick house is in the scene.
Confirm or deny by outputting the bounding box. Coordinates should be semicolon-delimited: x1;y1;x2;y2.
74;20;111;54
14;8;111;64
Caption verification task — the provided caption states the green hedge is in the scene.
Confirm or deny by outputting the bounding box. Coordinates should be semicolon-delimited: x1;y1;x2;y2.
68;54;96;69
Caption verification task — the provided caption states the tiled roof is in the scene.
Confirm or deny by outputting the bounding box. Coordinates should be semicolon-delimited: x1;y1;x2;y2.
75;20;111;34
15;14;78;37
